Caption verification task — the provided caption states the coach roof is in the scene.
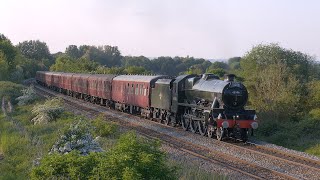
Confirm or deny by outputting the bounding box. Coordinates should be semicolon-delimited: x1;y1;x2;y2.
113;75;169;83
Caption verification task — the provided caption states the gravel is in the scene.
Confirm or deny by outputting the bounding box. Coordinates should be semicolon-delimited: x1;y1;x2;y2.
252;139;320;161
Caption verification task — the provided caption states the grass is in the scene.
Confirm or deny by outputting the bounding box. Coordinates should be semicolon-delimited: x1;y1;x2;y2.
255;117;320;157
0;100;76;179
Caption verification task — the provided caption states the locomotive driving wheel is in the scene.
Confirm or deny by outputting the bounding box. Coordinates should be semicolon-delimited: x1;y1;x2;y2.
216;127;225;141
207;125;215;138
181;115;190;131
164;115;170;126
190;119;199;133
198;120;207;136
240;129;248;142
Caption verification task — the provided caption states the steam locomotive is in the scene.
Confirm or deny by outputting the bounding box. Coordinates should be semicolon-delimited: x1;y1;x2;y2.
36;71;257;141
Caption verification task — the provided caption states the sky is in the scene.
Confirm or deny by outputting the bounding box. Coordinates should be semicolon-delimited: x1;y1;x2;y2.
1;0;320;59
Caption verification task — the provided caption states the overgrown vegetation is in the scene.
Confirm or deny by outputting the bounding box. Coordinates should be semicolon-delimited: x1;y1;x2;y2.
239;44;320;155
0;81;24;103
16;85;37;106
1;99;223;179
31;98;64;125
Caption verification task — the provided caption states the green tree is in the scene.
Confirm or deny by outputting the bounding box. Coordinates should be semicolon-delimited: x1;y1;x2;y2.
122;56;152;70
0;35;19;81
124;66;150;74
228;57;241;70
79;45;122;67
50;56;98;73
209;61;229;70
206;68;226;78
65;45;80;59
240;44;314;120
17;40;52;61
240;44;316;83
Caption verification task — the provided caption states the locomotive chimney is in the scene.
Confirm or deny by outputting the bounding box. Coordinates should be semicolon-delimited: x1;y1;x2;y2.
225;74;236;82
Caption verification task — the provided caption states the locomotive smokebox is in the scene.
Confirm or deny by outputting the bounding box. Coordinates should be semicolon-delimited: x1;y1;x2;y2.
225;74;236;82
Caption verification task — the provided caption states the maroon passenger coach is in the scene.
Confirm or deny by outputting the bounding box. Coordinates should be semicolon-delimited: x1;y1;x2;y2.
111;75;168;115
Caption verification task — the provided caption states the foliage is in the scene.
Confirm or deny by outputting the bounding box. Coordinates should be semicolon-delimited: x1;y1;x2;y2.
91;114;117;137
65;45;122;67
16;40;52;62
50;55;98;73
93;132;177;180
0;37;18;80
255;117;320;156
125;66;150;74
240;43;316;83
206;68;226;78
31;98;64;125
249;63;300;120
122;56;152;69
65;45;80;59
0;101;90;180
31;132;177;179
228;57;241;70
0;35;50;81
30;151;100;180
209;61;229;70
50;119;103;155
240;43;316;120
16;85;37;106
0;81;24;103
95;65;150;75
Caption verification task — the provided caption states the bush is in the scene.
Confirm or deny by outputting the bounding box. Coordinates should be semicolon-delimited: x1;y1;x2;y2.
30;151;100;180
31;98;64;125
0;81;23;103
50;119;103;155
94;132;177;180
91;114;117;137
32;132;177;180
16;85;37;106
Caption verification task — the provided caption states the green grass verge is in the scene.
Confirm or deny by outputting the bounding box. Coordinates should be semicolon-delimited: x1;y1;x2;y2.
0;100;76;179
255;118;320;157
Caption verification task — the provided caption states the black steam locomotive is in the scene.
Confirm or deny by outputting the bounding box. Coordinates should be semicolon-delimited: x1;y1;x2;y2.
36;71;257;142
154;73;257;142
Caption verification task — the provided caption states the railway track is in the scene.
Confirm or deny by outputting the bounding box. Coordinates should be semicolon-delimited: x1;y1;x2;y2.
245;142;320;169
34;84;320;180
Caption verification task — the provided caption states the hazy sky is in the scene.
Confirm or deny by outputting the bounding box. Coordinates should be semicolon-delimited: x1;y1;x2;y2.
1;0;320;59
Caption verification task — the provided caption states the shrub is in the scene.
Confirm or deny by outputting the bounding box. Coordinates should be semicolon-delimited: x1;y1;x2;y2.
32;132;177;180
31;98;64;125
16;85;37;106
50;119;103;155
30;151;100;180
0;81;23;103
94;132;177;180
91;114;117;137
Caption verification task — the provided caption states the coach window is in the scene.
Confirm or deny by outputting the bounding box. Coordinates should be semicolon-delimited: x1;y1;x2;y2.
135;84;139;95
146;86;149;96
140;84;143;95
